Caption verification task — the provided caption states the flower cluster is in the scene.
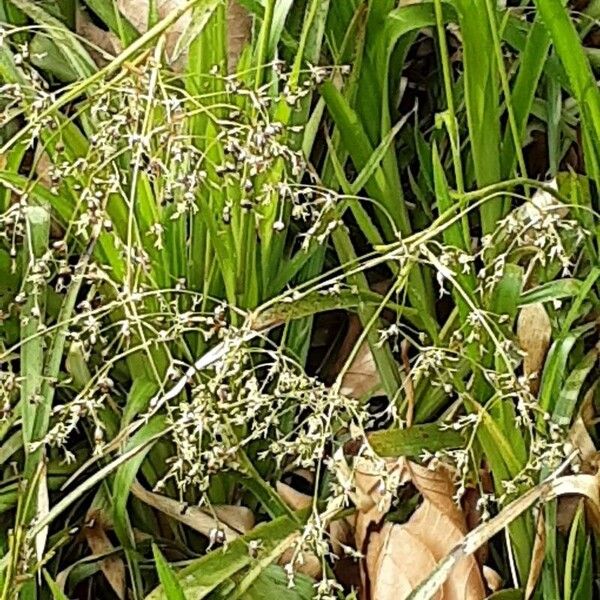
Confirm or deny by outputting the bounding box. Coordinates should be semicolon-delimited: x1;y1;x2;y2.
157;334;367;494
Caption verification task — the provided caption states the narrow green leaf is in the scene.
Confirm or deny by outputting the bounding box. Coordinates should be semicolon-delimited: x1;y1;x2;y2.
43;570;69;600
145;512;307;600
152;544;187;600
534;0;600;186
552;347;598;427
10;0;97;78
20;206;50;450
520;279;583;306
368;423;464;458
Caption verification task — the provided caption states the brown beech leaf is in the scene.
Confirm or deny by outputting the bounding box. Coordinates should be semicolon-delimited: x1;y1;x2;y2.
410;466;600;599
84;511;126;600
341;341;381;399
371;523;436;599
353;458;408;562
517;302;552;394
326;311;381;400
357;460;485;600
118;0;188;63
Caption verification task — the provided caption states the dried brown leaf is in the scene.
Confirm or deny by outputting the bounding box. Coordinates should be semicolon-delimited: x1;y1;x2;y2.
358;461;485;600
130;481;253;539
557;496;581;535
84;512;126;600
76;8;120;66
409;462;600;599
115;0;250;70
278;543;322;579
580;381;597;428
569;416;597;463
353;458;407;563
371;523;437;600
524;510;545;600
517;303;552;394
482;566;503;593
341;341;381;398
330;517;354;556
227;0;250;69
34;150;52;188
276;481;312;511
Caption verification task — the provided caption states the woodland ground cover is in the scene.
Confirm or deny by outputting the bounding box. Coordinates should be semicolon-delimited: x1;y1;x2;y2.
0;0;599;598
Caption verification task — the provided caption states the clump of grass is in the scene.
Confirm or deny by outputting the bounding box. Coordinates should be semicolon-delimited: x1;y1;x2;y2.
0;0;599;599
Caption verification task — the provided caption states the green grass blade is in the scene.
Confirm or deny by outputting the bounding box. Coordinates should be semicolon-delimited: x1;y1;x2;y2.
453;0;502;232
9;0;97;78
534;0;600;187
20;206;50;455
552;347;598;427
367;423;464;458
152;545;186;600
145;512;307;600
42;571;69;600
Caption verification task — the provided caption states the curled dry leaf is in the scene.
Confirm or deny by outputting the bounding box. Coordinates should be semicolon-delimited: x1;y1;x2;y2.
355;459;485;600
517;302;552;394
569;416;597;464
557;388;600;533
130;481;253;540
482;566;503;593
84;510;126;600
